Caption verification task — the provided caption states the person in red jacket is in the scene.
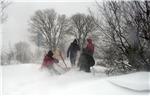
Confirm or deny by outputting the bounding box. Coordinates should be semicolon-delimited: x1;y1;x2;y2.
77;38;95;72
86;38;94;56
41;50;60;75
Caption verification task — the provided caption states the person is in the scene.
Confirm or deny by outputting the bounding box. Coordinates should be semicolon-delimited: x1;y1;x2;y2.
41;50;60;75
78;38;95;72
78;48;95;72
85;38;94;56
67;39;80;67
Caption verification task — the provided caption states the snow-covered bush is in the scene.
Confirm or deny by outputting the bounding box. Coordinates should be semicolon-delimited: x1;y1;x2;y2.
14;42;32;63
1;50;16;65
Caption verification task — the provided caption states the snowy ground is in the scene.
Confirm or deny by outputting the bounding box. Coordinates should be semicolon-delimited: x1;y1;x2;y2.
2;62;150;96
0;66;2;96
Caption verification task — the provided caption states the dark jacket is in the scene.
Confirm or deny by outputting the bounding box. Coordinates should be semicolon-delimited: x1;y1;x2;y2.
67;40;80;59
78;48;95;72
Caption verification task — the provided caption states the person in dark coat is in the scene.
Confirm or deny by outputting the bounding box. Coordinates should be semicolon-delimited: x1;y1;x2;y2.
78;48;95;72
67;39;80;67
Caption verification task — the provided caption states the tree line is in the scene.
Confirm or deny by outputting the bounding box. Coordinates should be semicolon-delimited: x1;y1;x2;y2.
29;9;97;51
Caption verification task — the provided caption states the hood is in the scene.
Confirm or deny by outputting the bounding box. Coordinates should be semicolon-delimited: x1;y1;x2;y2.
87;38;92;43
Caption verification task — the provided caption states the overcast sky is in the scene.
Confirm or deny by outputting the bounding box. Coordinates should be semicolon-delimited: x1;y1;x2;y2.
2;0;99;50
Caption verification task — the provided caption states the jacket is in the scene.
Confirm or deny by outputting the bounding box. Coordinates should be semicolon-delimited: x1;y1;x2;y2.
42;54;59;67
86;38;94;55
67;42;80;58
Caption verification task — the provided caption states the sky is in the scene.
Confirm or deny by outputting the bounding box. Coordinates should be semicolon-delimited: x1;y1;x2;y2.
2;0;98;50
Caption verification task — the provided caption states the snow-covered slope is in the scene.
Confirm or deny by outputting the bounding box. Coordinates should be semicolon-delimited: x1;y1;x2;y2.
108;72;150;91
2;63;150;96
0;66;2;96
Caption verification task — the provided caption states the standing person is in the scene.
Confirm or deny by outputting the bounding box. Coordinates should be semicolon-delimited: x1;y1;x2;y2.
78;38;95;72
41;50;60;75
67;39;80;67
78;48;95;72
85;38;94;56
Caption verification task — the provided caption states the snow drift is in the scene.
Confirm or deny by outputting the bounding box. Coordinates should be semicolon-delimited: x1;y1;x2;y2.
2;63;150;96
108;72;150;91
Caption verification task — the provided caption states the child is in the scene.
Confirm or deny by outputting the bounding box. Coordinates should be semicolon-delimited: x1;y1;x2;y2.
41;50;60;75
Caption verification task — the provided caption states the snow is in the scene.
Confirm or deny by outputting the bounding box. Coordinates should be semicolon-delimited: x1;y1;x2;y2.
92;65;108;73
0;66;2;96
2;63;150;96
108;72;150;91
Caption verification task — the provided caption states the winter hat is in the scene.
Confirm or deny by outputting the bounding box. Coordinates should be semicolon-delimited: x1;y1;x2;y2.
48;50;53;57
87;38;92;43
73;39;77;44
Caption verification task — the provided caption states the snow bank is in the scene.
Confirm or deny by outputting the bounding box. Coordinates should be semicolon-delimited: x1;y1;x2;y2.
108;72;150;91
2;63;150;96
0;65;2;96
92;65;108;73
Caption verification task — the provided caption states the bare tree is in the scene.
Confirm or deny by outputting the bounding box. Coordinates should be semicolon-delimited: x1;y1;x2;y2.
1;51;9;65
95;0;150;73
133;1;150;71
0;0;11;23
1;43;16;65
15;42;32;63
70;13;97;49
29;9;71;50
